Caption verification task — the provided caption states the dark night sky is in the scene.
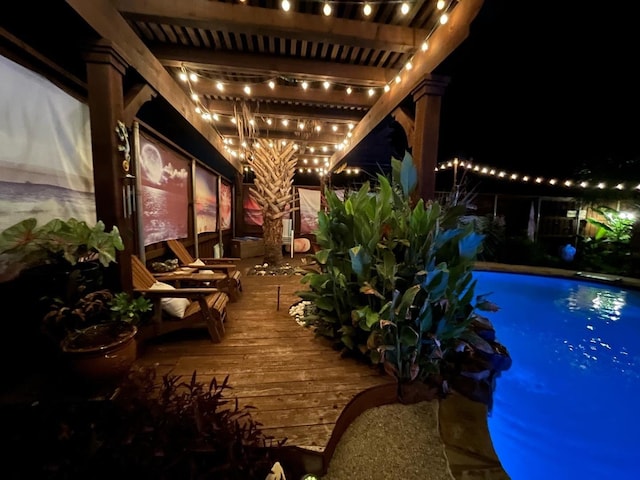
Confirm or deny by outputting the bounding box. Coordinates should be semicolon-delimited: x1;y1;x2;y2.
433;1;640;183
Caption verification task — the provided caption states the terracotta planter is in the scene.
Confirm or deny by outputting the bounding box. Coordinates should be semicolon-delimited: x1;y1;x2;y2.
61;322;138;386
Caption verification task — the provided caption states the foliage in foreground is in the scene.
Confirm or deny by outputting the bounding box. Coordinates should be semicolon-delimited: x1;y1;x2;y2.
2;367;285;480
297;152;497;385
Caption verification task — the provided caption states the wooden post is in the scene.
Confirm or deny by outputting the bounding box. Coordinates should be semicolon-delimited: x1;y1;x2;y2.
84;40;133;291
411;75;450;203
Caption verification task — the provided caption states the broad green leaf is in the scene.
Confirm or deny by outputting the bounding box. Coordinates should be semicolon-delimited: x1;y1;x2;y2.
399;325;419;347
315;249;331;265
400;151;417;197
458;231;485;259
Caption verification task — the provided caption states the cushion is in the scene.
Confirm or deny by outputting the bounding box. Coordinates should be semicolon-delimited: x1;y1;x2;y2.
149;281;191;318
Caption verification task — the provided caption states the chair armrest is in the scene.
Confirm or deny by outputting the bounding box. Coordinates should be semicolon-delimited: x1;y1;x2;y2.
198;257;241;263
135;288;221;298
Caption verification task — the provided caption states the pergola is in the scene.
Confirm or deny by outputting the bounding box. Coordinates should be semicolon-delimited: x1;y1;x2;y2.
1;0;484;287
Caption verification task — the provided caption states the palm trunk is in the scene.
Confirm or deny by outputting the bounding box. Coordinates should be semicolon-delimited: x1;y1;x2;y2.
263;216;283;265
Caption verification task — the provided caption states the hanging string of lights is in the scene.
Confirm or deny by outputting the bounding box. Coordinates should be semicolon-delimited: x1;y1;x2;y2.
176;0;455;175
437;158;640;192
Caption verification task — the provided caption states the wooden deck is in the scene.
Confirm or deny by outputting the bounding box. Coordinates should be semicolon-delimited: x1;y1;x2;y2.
135;256;393;450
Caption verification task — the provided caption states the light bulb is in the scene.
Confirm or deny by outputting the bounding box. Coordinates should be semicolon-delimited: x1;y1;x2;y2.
400;2;409;15
439;13;449;24
367;88;375;96
268;80;275;89
179;72;188;82
323;81;330;89
243;85;251;95
216;82;224;91
363;2;372;16
281;0;291;12
189;73;197;82
323;2;331;16
421;41;429;51
384;84;390;92
346;86;353;94
301;81;308;90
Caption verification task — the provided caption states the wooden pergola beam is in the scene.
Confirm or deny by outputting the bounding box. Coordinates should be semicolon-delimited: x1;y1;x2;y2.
65;0;241;171
215;127;345;145
153;45;395;87
115;0;429;53
329;0;484;169
194;79;375;108
206;99;365;123
123;83;156;124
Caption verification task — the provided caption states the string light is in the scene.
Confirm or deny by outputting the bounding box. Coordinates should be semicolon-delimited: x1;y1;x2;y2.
437;159;640;192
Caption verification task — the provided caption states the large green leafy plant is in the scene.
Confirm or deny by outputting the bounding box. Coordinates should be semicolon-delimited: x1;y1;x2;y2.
0;217;124;275
297;152;491;386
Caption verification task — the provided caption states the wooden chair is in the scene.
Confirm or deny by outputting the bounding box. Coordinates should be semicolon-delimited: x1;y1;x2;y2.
166;239;243;302
131;255;229;343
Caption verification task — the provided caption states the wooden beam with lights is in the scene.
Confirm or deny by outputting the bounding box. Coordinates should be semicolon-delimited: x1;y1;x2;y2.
329;0;484;169
205;99;365;123
154;45;395;87
65;0;240;171
114;0;429;53
193;79;375;108
215;127;345;145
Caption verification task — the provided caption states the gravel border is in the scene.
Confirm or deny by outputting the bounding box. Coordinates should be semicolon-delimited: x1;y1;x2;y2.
321;401;454;480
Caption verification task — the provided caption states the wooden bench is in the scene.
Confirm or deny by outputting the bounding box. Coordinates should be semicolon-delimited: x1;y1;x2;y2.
131;255;229;343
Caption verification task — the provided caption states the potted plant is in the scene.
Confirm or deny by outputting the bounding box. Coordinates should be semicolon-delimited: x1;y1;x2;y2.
45;288;152;388
0;216;124;327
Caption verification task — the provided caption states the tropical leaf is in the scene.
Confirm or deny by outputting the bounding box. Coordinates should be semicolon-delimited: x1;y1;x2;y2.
400;151;417;197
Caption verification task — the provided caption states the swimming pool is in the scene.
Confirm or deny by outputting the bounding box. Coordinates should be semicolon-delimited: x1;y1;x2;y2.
473;271;640;479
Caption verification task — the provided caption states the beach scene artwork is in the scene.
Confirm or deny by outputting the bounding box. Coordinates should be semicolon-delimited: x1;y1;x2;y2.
195;166;218;234
220;181;232;230
0;55;95;231
139;132;189;245
243;188;263;226
298;188;320;235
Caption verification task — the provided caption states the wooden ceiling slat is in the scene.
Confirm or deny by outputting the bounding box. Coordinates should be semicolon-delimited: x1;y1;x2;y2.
197;28;210;48
309;40;318;58
377;51;392;68
159;24;178;44
147;22;167;42
329;44;339;61
256;35;265;53
319;42;329;59
341;45;352;63
184;27;200;47
114;0;429;53
134;21;154;41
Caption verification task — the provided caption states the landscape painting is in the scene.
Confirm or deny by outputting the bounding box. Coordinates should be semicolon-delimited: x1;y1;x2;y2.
195;165;218;234
0;54;94;231
138;131;189;245
219;181;232;230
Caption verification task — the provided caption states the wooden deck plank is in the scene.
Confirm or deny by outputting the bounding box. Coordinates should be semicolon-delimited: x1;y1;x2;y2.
135;254;393;451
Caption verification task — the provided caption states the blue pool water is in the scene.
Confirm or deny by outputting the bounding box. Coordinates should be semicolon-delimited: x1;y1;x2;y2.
473;271;640;479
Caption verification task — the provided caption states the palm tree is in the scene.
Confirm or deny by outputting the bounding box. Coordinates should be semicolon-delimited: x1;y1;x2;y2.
248;139;297;265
